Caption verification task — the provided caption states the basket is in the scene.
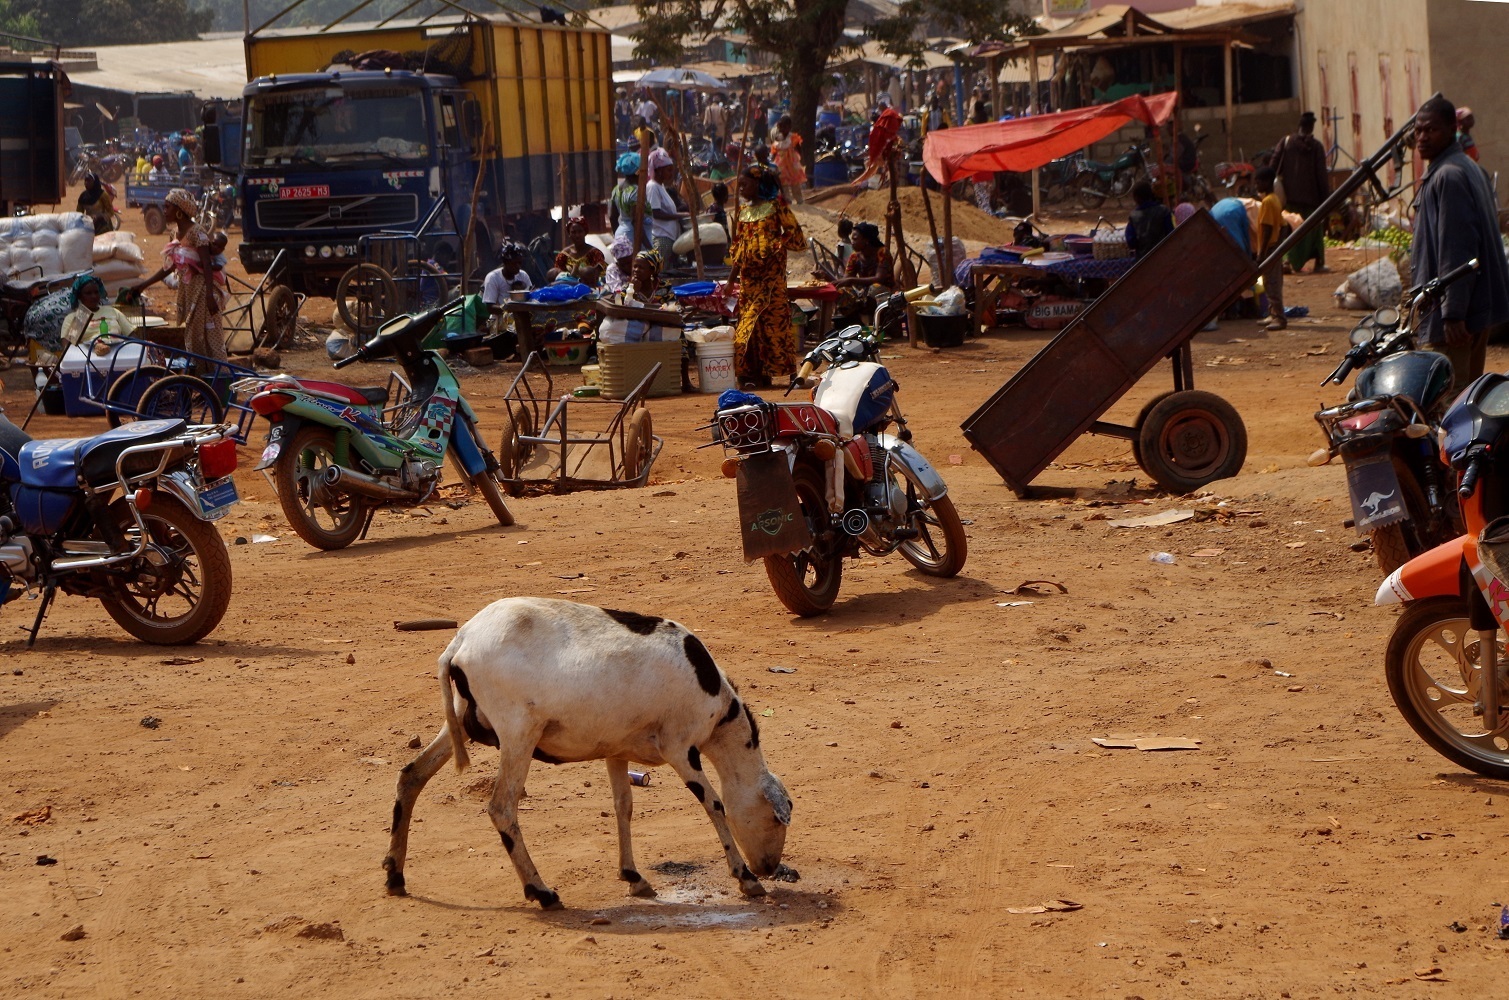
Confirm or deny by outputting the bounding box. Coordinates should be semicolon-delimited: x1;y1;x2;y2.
1092;225;1130;260
597;339;683;399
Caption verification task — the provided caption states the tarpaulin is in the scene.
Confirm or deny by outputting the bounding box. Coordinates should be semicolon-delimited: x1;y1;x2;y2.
922;92;1178;184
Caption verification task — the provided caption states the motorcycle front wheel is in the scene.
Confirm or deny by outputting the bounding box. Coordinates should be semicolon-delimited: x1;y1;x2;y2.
895;470;968;577
98;494;233;645
1385;597;1509;780
763;463;843;617
274;424;369;550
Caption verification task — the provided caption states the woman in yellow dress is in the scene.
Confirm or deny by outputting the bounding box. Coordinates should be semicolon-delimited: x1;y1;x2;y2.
725;163;806;388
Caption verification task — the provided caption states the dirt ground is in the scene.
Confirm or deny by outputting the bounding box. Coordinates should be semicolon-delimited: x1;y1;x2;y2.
5;191;1509;999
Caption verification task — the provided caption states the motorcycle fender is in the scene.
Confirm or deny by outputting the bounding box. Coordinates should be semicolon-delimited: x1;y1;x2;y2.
255;421;291;471
875;433;947;500
1376;535;1472;606
448;416;487;477
735;450;814;562
1345;451;1407;534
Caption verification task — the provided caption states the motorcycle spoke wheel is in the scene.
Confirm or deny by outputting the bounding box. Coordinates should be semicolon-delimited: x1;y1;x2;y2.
1385;597;1509;779
99;495;232;645
273;425;368;550
894;471;967;577
763;463;842;616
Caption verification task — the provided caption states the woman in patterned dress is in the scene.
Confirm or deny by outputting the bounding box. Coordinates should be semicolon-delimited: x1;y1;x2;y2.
130;188;225;362
725;163;806;388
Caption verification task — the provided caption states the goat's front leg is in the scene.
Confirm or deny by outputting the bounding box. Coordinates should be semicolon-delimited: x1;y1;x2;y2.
666;743;764;897
382;727;454;896
486;740;562;909
605;757;656;897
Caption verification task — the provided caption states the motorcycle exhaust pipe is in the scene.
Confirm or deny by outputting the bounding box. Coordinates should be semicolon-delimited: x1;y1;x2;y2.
841;509;870;536
323;466;418;502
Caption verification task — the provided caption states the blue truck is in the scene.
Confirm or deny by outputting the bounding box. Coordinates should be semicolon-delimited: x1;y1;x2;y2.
209;12;615;299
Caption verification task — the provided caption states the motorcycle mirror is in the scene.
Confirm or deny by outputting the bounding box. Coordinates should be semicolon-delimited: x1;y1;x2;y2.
1373;306;1400;328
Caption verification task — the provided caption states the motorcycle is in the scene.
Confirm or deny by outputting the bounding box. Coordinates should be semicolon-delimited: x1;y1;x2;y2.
710;326;966;616
1076;143;1147;209
0;409;240;646
1308;259;1480;572
232;297;514;551
1376;368;1509;779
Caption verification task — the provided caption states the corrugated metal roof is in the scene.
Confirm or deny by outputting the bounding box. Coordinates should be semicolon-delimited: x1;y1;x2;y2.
1154;2;1295;31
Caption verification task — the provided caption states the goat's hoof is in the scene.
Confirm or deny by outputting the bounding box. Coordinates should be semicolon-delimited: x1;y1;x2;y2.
383;862;407;896
628;881;657;898
526;885;563;910
738;879;767;898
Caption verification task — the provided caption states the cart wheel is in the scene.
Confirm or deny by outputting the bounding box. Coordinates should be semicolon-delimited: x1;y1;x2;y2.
136;375;226;425
407;259;450;311
258;285;299;349
497;403;534;496
623;408;654;482
1135;389;1247;494
336;263;397;338
105;365;172;427
1127;390;1175;471
142;205;166;235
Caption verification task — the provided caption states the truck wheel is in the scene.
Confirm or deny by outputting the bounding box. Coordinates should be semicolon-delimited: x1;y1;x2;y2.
1136;390;1247;494
143;205;166;235
336;263;396;338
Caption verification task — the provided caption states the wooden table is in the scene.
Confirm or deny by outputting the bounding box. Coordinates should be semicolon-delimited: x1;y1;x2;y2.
787;282;840;347
971;256;1139;333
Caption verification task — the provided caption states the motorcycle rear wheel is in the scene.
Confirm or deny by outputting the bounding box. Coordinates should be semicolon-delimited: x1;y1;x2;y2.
763;463;842;617
1385;597;1509;780
1368;455;1435;575
274;424;368;550
98;494;233;645
1076;170;1105;209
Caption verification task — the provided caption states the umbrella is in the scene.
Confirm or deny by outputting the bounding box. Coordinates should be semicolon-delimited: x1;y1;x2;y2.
637;67;728;91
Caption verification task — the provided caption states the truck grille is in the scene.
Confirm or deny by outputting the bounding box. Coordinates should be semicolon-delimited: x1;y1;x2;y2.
254;194;419;232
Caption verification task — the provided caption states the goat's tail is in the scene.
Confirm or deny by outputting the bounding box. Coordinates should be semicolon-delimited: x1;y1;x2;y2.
437;640;471;774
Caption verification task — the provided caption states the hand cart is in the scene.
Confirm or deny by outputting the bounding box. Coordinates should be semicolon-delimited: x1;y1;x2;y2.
334;197;465;336
221;249;305;353
495;350;663;496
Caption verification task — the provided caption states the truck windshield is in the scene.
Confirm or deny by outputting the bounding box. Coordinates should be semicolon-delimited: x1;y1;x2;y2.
244;87;429;167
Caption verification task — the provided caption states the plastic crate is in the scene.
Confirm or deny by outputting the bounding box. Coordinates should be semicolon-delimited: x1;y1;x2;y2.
597;339;683;399
917;313;970;348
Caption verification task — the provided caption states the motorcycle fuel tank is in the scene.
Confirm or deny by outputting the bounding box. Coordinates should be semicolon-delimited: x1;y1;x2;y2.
813;362;894;436
1354;351;1454;413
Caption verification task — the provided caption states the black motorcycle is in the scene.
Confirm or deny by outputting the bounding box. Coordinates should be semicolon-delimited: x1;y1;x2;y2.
1311;259;1481;572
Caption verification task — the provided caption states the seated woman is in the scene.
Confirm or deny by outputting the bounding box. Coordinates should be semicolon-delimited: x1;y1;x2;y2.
548;216;606;287
60;275;136;352
598;249;679;345
831;222;894;323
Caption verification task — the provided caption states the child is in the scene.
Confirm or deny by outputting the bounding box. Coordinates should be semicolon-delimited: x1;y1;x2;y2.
835;217;854;269
1254;165;1286;331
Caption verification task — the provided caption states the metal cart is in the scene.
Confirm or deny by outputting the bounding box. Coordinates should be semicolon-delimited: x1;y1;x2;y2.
496;350;663;495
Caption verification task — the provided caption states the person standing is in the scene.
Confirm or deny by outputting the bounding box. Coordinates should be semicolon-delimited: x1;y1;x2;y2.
1253;166;1286;331
614;88;633;143
924;78;952;134
769;114;806;204
645;148;686;262
1457;106;1479;162
1271;111;1331;274
725;163;807;388
129;188;224;362
704;94;728;145
1413;95;1509;393
969;86;990;125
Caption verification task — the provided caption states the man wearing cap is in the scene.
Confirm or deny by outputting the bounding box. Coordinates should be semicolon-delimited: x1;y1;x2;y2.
1413;94;1509;393
1272;111;1331;274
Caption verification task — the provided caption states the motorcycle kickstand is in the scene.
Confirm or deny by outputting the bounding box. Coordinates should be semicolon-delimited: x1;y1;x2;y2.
24;586;56;648
358;508;376;541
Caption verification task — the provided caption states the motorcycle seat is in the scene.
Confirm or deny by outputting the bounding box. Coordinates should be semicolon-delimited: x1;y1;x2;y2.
17;418;188;489
294;379;389;407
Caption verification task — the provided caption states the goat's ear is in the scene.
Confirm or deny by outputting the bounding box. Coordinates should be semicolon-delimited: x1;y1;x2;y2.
761;772;792;826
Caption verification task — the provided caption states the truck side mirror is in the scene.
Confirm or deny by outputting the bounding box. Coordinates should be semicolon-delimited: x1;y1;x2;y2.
202;124;222;166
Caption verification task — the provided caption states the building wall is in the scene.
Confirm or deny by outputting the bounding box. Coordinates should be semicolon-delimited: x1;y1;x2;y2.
1425;0;1509;179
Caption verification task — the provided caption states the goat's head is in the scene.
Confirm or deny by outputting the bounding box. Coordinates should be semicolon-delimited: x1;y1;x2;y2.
722;766;791;877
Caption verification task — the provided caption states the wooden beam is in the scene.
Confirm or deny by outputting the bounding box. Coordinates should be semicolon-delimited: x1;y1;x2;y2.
1223;38;1235;164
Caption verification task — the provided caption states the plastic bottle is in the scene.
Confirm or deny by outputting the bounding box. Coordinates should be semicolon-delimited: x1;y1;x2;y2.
1150;552;1177;565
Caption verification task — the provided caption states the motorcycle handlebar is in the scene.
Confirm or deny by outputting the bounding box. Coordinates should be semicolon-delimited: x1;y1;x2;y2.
1460;455;1485;498
1322;355;1358;386
332;352;361;369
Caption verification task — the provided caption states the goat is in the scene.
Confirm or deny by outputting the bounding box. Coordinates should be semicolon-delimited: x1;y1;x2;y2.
382;597;792;909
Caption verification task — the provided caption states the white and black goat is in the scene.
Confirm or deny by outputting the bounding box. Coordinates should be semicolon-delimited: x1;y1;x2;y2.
382;597;792;909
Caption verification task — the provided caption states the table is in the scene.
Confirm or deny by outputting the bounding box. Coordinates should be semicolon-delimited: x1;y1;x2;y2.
502;300;594;357
787;282;839;347
970;254;1137;333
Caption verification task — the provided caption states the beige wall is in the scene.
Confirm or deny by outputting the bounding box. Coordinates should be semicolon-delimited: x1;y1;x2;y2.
1297;0;1509;204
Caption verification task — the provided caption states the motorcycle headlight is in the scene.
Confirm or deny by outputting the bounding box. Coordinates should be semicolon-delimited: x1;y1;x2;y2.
319;245;332;259
304;245;317;257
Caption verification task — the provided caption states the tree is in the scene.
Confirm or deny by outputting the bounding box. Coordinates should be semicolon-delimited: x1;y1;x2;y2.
629;0;1034;171
0;0;40;38
16;0;213;45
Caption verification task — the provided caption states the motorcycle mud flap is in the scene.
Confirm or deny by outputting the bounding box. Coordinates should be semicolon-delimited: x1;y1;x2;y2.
736;451;814;561
1347;451;1407;533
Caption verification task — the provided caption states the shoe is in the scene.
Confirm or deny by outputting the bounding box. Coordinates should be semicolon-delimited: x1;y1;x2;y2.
1314;265;1331;274
1263;318;1287;330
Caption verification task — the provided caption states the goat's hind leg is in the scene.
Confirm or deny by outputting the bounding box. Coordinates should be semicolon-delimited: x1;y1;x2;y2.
666;745;765;898
606;758;655;897
383;728;455;896
487;741;562;909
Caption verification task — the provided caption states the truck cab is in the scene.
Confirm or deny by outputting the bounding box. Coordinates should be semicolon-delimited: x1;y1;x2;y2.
234;71;484;297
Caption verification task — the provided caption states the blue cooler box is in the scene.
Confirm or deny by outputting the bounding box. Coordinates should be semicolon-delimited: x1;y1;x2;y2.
58;341;149;417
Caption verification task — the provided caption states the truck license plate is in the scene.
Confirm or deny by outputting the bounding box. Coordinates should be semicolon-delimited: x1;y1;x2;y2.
279;185;329;199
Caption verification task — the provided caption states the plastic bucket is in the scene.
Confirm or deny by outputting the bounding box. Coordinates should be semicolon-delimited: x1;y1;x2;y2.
695;340;736;393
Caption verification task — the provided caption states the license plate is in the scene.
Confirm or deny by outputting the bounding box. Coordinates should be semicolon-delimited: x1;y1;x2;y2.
255;425;285;471
196;476;239;521
279;185;329;199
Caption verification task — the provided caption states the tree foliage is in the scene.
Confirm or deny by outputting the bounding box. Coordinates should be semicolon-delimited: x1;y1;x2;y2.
630;0;1033;168
0;0;40;39
14;0;212;45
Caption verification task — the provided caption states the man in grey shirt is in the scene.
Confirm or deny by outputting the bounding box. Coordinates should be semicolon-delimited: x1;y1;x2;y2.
1412;95;1509;394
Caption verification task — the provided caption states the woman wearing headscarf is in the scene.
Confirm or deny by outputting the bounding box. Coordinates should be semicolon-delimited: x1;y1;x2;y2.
60;274;135;351
76;173;116;235
129;188;225;362
603;233;637;294
609;152;649;246
549;216;606;286
725;162;806;388
645;147;686;262
768;114;805;204
831;221;894;322
599;249;677;345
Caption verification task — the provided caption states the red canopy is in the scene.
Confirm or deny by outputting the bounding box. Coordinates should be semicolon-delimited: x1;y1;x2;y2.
922;92;1179;184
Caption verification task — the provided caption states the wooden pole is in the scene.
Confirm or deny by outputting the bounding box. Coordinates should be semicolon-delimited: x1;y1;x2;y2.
941;183;955;289
632;125;650;253
919;176;942;292
1029;44;1041;221
1223;37;1235;165
890;150;917;289
1171;44;1184;200
729;86;757;239
664;105;705;280
459;118;491;296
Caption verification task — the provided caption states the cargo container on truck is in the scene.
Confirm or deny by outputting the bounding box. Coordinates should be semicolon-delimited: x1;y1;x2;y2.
215;5;614;297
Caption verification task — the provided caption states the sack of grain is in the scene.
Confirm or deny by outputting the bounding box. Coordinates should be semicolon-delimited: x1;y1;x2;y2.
94;258;145;283
59;229;94;272
31;247;63;276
